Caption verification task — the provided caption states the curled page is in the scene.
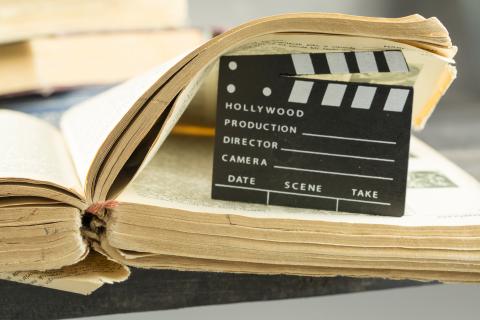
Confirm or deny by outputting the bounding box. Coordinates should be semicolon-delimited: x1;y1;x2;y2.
0;252;130;295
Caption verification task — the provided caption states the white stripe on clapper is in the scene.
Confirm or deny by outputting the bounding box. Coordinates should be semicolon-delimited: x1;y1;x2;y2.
384;51;409;72
384;88;410;112
355;51;379;73
288;80;314;104
321;83;347;107
326;52;349;73
351;86;377;109
291;53;315;74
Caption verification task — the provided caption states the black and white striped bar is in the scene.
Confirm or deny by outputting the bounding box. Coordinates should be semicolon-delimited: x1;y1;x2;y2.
291;50;409;75
288;80;411;113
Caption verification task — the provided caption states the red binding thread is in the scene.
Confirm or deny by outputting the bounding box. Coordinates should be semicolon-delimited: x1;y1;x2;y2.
86;200;119;214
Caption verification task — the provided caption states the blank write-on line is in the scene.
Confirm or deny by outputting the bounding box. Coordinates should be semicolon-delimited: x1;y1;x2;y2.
281;147;395;163
273;165;394;181
214;184;392;207
302;132;397;145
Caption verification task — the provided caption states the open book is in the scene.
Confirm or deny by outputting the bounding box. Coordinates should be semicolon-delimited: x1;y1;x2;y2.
2;13;478;295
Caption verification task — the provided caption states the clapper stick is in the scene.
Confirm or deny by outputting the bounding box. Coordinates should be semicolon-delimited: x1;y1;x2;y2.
212;51;413;216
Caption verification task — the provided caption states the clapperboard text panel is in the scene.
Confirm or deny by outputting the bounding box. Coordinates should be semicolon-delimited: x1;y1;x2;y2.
212;51;412;216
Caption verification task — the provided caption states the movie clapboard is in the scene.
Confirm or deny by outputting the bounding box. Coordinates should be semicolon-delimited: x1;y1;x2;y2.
212;50;413;216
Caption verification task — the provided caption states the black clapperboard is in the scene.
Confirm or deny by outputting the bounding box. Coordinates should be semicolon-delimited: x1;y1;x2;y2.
211;50;412;216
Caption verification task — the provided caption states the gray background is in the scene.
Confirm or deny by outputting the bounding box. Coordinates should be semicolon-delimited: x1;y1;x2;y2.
81;284;480;320
82;0;480;318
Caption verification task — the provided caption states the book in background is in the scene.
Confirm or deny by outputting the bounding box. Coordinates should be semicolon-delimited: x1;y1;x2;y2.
0;0;205;97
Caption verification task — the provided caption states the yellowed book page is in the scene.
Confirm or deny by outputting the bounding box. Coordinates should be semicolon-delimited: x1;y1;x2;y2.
118;135;480;227
60;56;185;191
0;0;188;44
123;253;480;284
134;62;216;177
0;110;82;197
0;252;130;295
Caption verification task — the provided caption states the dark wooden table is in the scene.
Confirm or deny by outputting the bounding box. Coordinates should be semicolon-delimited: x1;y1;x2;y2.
0;87;477;320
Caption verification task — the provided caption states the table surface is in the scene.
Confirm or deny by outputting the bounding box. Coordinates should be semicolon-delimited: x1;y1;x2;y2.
0;87;478;320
